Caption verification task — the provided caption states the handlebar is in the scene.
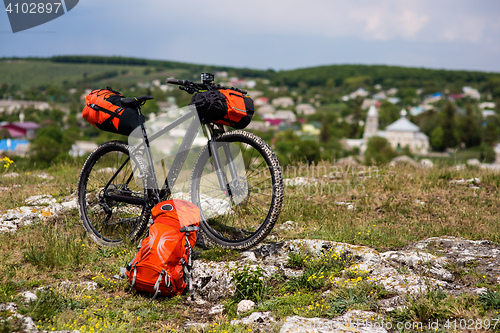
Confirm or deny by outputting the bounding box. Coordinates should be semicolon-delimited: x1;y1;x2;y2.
165;78;188;85
165;75;247;95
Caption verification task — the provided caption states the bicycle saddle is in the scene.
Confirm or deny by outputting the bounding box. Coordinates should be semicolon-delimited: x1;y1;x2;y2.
121;95;154;107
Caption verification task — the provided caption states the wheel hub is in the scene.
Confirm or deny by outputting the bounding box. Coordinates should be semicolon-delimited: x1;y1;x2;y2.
228;176;249;205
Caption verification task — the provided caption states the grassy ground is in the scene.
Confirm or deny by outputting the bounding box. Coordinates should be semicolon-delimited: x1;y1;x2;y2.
273;161;500;250
0;159;499;332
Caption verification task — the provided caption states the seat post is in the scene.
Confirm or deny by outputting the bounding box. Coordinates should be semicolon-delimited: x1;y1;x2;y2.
136;105;160;205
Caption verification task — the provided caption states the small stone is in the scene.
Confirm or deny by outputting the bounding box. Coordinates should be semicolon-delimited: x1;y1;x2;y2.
474;287;488;295
25;195;56;206
390;155;418;167
20;291;38;302
279;220;296;230
0;303;17;312
231;311;274;325
237;299;255;314
208;304;224;315
78;281;98;291
419;159;434;168
194;297;207;305
241;251;257;262
35;172;54;180
1;172;19;178
467;158;481;166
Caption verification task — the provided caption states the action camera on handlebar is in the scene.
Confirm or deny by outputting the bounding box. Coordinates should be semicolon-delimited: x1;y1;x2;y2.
201;73;214;84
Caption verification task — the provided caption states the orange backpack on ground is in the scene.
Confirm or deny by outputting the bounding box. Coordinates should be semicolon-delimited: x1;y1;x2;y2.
126;200;200;299
82;88;145;135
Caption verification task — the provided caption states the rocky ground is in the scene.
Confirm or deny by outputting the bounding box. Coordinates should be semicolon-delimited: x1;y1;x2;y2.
186;237;500;332
1;193;499;332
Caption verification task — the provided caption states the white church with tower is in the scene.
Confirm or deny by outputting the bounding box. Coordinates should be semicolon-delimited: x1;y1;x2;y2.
363;105;430;154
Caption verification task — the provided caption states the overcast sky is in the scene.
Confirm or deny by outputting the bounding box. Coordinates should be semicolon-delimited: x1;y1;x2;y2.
1;0;499;72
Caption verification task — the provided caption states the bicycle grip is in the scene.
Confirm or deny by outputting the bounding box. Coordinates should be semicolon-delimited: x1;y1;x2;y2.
166;78;185;85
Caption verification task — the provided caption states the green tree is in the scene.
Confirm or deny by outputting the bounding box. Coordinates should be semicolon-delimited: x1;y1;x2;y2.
430;126;445;151
397;87;417;106
483;116;500;145
274;130;321;165
413;110;440;137
30;126;72;167
364;137;395;165
378;101;400;128
441;102;458;149
460;105;481;148
345;97;363;138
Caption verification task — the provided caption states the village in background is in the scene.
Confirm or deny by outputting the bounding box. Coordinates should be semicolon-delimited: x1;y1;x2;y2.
1;56;500;169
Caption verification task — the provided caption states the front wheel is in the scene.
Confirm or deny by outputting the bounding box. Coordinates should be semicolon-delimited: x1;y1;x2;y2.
190;131;283;249
77;141;150;246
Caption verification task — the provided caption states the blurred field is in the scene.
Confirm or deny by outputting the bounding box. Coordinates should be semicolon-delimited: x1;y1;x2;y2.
0;59;188;89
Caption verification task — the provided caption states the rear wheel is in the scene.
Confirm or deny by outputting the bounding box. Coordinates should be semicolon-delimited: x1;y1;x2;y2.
78;141;150;246
190;131;283;249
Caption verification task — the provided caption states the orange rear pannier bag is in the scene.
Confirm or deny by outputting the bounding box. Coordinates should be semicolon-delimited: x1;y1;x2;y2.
82;88;145;135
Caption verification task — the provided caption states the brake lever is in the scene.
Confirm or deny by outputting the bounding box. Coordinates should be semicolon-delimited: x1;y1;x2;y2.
180;86;197;94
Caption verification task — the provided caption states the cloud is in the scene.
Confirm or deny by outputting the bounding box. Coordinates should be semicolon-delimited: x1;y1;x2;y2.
1;0;499;72
123;0;497;45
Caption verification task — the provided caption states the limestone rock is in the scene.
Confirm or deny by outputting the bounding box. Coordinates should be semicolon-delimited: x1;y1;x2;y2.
19;291;37;302
187;236;500;303
0;194;78;234
237;300;255;314
335;156;360;166
390;155;417;167
231;311;274;326
280;311;388;333
467;158;481;166
208;304;224;315
419;159;434;168
283;177;318;186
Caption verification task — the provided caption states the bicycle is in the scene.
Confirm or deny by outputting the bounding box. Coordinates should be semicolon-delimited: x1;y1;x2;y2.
77;73;284;249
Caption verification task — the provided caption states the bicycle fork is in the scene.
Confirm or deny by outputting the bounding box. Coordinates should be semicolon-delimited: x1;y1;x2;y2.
206;127;240;198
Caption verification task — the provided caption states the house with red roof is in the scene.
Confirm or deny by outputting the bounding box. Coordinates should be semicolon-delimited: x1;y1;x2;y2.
0;122;39;139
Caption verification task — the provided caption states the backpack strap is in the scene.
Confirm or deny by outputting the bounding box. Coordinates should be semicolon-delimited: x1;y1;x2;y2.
131;262;138;289
164;273;171;290
180;226;199;268
182;261;193;296
179;226;200;295
179;226;199;233
151;269;166;301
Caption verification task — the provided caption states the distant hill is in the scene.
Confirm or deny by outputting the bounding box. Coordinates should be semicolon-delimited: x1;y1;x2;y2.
1;56;499;96
271;64;500;94
0;56;270;90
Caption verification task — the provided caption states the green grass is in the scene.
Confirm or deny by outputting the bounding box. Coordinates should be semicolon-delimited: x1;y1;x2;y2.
197;248;242;262
1;160;500;331
272;161;500;250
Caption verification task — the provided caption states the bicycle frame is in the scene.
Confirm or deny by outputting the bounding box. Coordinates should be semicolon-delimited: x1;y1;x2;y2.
105;105;241;211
